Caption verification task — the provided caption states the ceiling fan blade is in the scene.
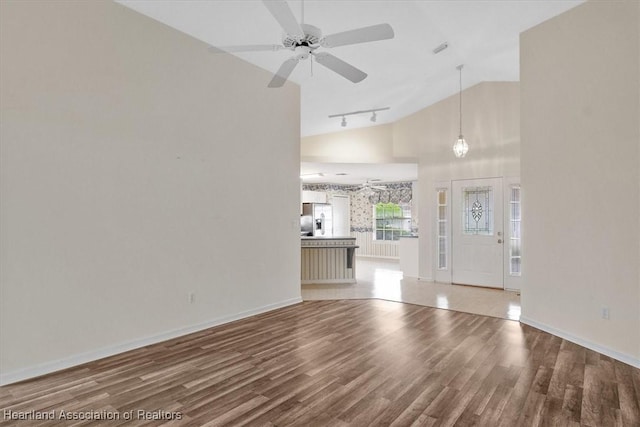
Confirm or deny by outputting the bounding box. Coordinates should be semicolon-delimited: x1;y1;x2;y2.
209;44;284;53
262;0;304;38
313;52;367;83
268;57;299;88
322;23;394;48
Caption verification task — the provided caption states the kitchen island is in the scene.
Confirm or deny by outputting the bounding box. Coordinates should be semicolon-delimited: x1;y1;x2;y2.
301;237;358;284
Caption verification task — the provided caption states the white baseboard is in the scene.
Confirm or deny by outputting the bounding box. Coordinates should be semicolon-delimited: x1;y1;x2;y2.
302;279;356;285
519;316;640;369
0;297;302;386
356;255;399;261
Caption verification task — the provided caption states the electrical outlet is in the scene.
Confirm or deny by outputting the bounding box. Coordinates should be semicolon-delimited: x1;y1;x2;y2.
601;307;609;320
188;292;195;304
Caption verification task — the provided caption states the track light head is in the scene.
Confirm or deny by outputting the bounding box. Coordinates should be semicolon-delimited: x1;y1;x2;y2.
329;107;389;128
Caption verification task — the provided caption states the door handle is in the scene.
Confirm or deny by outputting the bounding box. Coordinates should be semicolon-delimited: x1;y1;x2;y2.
498;239;503;244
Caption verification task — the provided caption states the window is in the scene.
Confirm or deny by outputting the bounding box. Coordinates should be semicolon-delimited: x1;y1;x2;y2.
509;185;522;276
374;202;411;241
436;189;448;269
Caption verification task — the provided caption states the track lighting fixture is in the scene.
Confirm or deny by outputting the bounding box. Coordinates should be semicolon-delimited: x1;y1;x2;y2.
329;107;390;128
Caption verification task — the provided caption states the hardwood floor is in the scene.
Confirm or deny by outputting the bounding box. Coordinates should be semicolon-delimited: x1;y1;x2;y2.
1;300;639;426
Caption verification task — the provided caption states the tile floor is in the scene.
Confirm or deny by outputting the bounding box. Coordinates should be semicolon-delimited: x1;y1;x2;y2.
301;257;522;321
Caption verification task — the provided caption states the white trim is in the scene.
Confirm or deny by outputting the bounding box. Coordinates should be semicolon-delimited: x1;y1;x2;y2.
520;316;640;369
356;255;399;261
301;279;356;284
0;297;302;386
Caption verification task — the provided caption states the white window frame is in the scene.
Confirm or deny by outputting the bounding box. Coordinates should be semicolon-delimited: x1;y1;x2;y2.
373;202;412;241
434;181;452;283
436;188;448;270
503;177;522;291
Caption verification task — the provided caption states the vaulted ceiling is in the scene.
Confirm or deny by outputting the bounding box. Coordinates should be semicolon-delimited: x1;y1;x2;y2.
117;1;582;185
119;0;583;138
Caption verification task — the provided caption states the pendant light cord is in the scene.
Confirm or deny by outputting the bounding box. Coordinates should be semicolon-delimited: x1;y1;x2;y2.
458;65;463;136
453;64;468;158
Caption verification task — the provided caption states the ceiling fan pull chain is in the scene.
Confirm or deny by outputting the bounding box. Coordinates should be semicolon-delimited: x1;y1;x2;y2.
311;54;314;76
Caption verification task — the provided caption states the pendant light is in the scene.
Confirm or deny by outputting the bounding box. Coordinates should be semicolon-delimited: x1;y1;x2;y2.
453;64;469;158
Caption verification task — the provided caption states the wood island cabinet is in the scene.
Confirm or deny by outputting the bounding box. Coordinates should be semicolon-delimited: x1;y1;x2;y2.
301;237;358;284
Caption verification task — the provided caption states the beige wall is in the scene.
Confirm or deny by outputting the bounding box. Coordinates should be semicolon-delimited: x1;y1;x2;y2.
0;0;301;383
520;0;640;364
394;82;520;280
301;123;417;163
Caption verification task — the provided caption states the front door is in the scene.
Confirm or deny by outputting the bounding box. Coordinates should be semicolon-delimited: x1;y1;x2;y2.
451;178;504;288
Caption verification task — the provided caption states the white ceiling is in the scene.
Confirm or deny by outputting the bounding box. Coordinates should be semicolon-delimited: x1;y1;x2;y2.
118;0;582;138
118;0;581;186
301;162;417;185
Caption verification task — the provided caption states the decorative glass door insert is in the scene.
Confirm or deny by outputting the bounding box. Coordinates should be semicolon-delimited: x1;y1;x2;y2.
463;186;493;235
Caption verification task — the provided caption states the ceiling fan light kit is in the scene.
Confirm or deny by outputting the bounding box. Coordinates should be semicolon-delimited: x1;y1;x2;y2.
453;64;469;158
212;0;395;88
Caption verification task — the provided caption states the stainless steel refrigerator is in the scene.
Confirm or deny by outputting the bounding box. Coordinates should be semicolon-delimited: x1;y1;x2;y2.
302;203;333;237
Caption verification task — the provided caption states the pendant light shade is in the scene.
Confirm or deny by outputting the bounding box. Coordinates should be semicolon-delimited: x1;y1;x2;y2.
453;135;468;158
453;64;469;158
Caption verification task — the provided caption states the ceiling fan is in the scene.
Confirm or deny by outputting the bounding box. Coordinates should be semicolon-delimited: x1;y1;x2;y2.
357;180;388;192
211;0;395;88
